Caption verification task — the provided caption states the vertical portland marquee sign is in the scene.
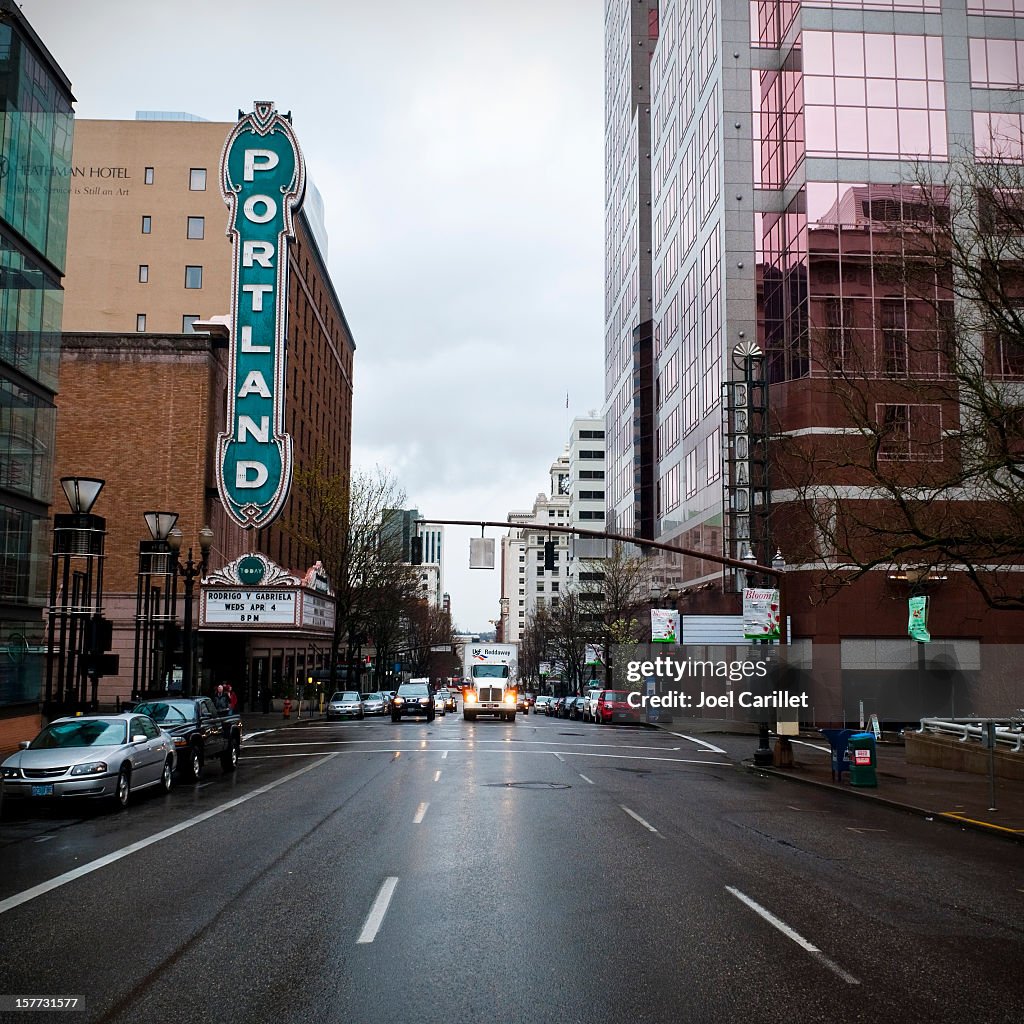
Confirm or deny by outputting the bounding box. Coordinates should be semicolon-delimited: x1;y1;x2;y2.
216;101;306;529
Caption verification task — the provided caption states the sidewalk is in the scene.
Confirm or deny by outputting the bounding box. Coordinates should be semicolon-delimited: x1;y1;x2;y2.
753;734;1024;841
648;719;1024;841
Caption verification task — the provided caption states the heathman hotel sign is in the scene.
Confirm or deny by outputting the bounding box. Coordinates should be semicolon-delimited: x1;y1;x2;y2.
216;101;306;529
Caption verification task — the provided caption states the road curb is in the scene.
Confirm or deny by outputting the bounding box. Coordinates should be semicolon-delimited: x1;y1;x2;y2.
743;760;1024;844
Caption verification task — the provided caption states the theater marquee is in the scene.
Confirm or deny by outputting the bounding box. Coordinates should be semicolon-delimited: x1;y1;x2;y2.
200;554;334;633
216;100;306;530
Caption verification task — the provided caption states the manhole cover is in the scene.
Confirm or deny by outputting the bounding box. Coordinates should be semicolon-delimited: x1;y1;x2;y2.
483;781;572;790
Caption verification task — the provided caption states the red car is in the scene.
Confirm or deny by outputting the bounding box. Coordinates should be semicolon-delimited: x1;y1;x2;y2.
594;690;643;725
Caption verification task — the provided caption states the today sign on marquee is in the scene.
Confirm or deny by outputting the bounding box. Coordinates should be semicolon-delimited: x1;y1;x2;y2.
216;100;306;530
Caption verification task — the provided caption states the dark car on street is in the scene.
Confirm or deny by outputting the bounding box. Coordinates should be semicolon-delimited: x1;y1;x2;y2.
133;697;242;780
391;683;435;722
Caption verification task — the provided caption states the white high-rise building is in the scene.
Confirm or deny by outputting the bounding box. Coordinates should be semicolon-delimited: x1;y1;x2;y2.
501;453;571;643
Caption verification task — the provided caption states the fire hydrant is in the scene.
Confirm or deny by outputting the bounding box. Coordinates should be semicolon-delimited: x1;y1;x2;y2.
283;696;292;719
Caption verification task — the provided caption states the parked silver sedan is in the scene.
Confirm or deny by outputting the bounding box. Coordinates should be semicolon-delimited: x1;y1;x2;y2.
326;691;364;720
360;692;387;715
0;713;176;812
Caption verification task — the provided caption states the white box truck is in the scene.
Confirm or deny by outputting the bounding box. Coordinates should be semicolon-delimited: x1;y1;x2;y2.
462;642;518;722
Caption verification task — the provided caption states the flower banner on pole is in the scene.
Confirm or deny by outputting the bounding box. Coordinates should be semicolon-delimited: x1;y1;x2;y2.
743;588;780;641
908;595;931;643
651;609;679;643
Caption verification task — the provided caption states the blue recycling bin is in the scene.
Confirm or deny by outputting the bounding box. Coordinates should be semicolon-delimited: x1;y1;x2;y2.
820;728;855;782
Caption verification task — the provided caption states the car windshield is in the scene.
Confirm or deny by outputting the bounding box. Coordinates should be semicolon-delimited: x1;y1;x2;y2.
29;720;128;749
339;692;360;701
134;700;193;724
362;693;382;701
398;685;429;696
602;691;630;702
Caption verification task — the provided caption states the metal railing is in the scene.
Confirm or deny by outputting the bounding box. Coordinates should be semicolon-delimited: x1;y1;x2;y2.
917;717;1024;753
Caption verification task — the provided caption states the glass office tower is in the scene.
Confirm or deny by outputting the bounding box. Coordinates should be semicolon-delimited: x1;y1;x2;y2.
0;0;74;714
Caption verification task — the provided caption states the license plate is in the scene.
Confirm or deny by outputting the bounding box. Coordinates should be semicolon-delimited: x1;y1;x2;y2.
31;784;54;797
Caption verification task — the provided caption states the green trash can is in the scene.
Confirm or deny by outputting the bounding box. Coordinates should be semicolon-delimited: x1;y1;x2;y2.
848;732;878;787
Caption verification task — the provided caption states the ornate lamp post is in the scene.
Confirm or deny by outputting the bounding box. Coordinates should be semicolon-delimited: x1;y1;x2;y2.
45;477;106;720
132;511;178;699
168;525;214;696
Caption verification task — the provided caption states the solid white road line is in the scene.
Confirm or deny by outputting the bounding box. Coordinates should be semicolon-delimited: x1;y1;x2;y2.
621;805;660;834
579;774;595;785
553;752;566;762
413;802;429;824
356;877;399;944
0;753;339;917
669;732;728;754
433;770;441;782
725;886;860;985
243;749;725;766
248;738;681;752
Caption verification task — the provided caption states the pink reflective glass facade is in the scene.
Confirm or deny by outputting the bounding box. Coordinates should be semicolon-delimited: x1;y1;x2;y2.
803;32;947;159
969;38;1024;89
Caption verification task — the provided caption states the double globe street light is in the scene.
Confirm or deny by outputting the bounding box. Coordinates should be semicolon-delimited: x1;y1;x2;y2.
132;513;213;699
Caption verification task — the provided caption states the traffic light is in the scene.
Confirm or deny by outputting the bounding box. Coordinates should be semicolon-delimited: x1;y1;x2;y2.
411;536;423;564
543;540;556;571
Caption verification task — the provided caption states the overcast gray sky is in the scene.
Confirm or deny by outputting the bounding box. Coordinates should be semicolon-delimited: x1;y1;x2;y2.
23;0;605;632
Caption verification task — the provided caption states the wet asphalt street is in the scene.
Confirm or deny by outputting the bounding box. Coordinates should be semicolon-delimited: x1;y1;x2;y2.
0;711;1022;1024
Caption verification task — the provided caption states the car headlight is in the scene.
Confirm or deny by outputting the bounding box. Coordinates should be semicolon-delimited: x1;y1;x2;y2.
420;698;429;705
465;692;477;704
394;697;405;705
71;761;107;776
173;736;188;747
503;694;515;706
2;766;20;779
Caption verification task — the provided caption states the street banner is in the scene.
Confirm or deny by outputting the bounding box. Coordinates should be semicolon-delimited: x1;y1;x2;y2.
651;608;680;643
743;587;780;640
584;644;604;666
908;595;931;643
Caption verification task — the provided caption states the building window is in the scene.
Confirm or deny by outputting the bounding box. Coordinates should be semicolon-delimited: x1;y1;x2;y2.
136;314;146;332
579;510;605;520
881;299;908;375
189;168;207;191
187;216;205;239
141;215;152;234
138;265;149;283
877;403;942;461
185;266;203;289
182;315;200;333
144;167;154;185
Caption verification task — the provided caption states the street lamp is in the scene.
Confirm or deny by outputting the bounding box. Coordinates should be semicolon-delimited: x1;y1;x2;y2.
168;524;214;696
132;511;178;700
45;477;106;719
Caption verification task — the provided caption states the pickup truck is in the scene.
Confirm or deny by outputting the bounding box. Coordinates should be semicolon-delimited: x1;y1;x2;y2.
132;697;242;780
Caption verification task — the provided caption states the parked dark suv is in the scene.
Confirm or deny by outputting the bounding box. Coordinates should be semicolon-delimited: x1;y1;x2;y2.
391;683;435;722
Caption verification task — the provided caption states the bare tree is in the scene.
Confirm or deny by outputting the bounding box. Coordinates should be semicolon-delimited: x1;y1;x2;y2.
403;602;456;677
575;542;651;684
777;151;1024;609
284;459;410;676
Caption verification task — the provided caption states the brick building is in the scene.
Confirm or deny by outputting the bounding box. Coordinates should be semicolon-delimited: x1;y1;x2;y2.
52;113;354;710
